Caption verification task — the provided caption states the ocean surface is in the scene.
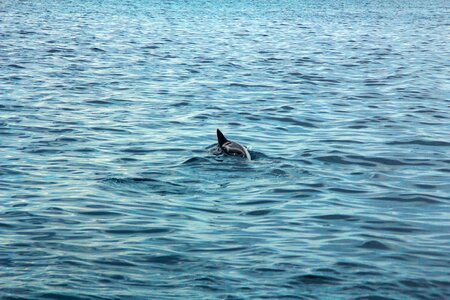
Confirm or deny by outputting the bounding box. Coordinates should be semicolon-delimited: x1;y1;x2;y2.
1;0;449;299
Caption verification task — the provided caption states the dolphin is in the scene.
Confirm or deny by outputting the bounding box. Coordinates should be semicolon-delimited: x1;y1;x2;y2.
216;129;251;161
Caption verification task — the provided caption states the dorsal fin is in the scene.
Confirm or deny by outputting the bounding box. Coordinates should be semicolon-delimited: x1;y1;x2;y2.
216;129;228;147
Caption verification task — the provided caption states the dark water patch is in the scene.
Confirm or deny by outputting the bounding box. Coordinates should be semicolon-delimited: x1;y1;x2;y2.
315;155;350;164
54;137;84;143
254;267;286;273
270;168;287;176
105;177;180;186
73;147;97;153
400;278;435;289
171;101;189;107
313;214;359;221
354;296;396;300
86;99;112;105
329;187;367;194
142;44;160;49
315;155;375;166
347;155;407;166
90;126;131;134
0;167;27;176
320;139;364;144
114;157;139;163
236;199;278;206
90;47;106;52
104;227;173;235
120;147;150;154
294;188;323;198
7;63;26;69
386;139;450;147
288;72;339;84
290;274;341;285
47;47;75;54
39;294;85;300
243;209;272;216
430;279;450;289
190;246;247;253
347;125;369;129
335;261;375;269
193;113;210;120
266;116;317;128
413;183;437;189
363;219;421;233
139;254;190;265
78;210;123;217
39;293;107;300
229;83;273;89
353;271;383;277
360;240;390;250
372;194;443;204
272;188;307;194
182;157;212;165
245;115;261;121
0;222;14;228
187;206;227;214
102;177;187;196
261;296;307;300
94;258;137;267
22;144;81;156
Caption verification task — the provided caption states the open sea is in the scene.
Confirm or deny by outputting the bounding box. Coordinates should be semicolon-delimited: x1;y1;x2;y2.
1;0;449;299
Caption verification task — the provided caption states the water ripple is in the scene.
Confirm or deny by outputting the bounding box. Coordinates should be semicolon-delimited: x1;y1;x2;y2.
1;0;449;299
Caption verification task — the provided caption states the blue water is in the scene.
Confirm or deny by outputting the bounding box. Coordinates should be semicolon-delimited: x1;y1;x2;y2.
1;0;449;299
